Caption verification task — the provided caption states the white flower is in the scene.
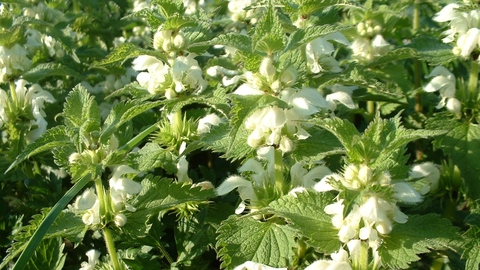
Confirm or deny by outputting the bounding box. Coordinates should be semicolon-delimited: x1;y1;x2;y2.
74;189;98;211
305;32;350;74
228;0;256;22
171;54;207;94
351;34;390;62
392;182;423;204
245;106;287;148
197;113;222;134
434;3;478;43
305;248;352;270
80;249;101;270
290;162;332;188
0;44;32;82
234;261;287;270
409;162;441;194
177;156;191;183
455;27;480;58
424;66;460;115
217;175;257;214
132;55;169;94
109;165;142;211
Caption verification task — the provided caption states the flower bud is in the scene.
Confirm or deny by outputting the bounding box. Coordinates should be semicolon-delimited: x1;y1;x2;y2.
114;213;127;227
173;33;188;50
259;57;276;79
69;152;82;164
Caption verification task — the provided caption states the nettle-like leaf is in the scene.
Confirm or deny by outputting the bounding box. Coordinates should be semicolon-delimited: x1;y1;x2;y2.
463;209;480;269
366;47;419;68
268;191;340;254
100;100;162;144
284;24;353;52
317;115;445;178
129;142;177;174
122;177;215;240
93;43;167;67
0;25;26;47
62;84;101;130
216;215;297;269
25;237;66;270
406;36;456;66
1;209;87;269
252;1;285;54
7;126;73;172
290;126;344;163
206;33;252;53
21;62;85;82
378;214;461;269
427;116;480;201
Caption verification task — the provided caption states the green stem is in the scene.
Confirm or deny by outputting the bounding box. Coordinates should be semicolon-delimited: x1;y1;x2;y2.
273;148;284;195
118;123;158;153
359;241;369;270
103;227;123;270
94;177;107;217
413;0;423;161
158;242;174;265
367;100;375;119
468;60;479;101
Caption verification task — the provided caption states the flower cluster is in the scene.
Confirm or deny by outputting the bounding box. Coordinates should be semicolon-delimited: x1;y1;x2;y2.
132;54;207;98
73;165;142;228
434;3;480;59
316;164;423;269
217;146;331;213
423;66;461;117
351;21;390;62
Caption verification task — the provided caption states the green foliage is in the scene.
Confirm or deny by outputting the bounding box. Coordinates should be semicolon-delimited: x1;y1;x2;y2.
407;36;457;66
427;116;480;202
216;215;297;269
25;237;66;270
268;191;340;253
378;214;461;269
252;1;285;54
93;43;167;67
21;63;85;82
318;115;445;178
284;25;353;52
62;84;101;131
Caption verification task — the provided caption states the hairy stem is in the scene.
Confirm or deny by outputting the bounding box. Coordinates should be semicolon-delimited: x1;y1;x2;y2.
468;60;479;101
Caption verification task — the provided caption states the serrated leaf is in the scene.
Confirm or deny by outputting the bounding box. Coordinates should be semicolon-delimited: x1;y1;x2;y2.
284;24;352;52
406;36;456;66
298;0;343;15
252;1;285;53
122;177;215;239
93;43;167;67
366;47;419;67
129;143;177;174
206;33;252;53
268;191;339;253
427;117;480;201
100;100;162;144
462;222;480;270
216;215;296;269
25;238;65;270
317;115;445;178
7;126;73;173
21;63;85;82
62;84;101;130
154;0;185;18
291;126;344;163
162;13;197;30
0;25;25;47
379;214;461;269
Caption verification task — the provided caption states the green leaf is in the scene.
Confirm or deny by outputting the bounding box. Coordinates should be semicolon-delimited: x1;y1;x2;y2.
318;115;445;178
268;191;339;253
93;43;167;67
378;214;461;269
5;173;92;270
62;84;101;130
216;215;297;269
252;1;285;53
297;0;343;15
291;126;344;163
25;238;65;270
427;117;480;201
206;33;252;53
21;63;85;82
122;177;215;240
366;47;419;67
100;100;162;144
0;25;25;47
6;126;73;173
162;13;197;30
406;36;456;66
463;210;480;269
284;24;352;52
154;0;185;18
129;143;177;174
